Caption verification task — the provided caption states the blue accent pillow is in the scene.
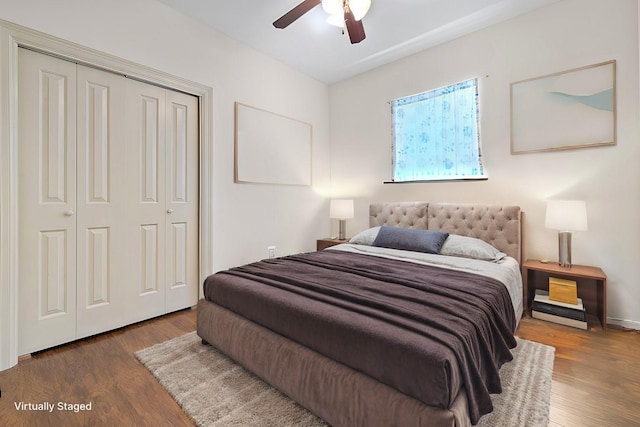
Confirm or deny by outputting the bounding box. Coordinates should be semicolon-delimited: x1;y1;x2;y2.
372;227;449;254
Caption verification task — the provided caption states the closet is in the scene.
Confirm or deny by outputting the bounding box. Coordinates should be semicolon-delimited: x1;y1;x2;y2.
18;48;199;355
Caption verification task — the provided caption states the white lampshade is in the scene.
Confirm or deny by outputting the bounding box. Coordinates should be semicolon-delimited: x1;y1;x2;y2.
326;13;345;27
545;200;588;232
321;0;343;15
330;199;354;219
349;0;371;21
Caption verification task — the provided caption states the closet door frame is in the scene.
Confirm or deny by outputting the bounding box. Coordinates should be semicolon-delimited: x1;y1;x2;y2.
0;19;214;371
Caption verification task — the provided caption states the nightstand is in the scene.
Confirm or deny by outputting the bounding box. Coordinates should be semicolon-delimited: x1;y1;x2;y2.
522;259;607;330
316;238;349;251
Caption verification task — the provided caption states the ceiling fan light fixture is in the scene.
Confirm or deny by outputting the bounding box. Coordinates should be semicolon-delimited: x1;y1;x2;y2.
323;0;371;22
274;0;367;44
349;0;371;21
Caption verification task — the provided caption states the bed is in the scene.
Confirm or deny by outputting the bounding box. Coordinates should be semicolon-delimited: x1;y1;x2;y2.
197;202;523;427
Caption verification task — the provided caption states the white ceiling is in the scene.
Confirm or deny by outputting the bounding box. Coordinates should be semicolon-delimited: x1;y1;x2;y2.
156;0;559;84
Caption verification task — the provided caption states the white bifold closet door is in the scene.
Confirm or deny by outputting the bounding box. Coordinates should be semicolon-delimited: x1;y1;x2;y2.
18;48;198;355
18;49;78;353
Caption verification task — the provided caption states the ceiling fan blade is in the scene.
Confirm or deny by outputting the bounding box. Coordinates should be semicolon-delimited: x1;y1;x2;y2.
344;8;366;44
273;0;321;29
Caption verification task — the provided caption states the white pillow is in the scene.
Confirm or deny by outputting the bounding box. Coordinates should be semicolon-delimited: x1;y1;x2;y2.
348;227;381;246
440;235;507;262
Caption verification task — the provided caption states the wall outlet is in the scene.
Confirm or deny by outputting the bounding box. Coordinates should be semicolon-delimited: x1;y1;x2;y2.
267;246;276;259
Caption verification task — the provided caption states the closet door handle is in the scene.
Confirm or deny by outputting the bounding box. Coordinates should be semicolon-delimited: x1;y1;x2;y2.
64;210;75;217
167;209;174;214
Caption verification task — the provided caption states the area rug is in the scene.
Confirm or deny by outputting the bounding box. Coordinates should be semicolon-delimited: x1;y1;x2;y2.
135;332;554;427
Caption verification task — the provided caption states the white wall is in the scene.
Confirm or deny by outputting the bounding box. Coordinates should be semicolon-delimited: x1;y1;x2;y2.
0;0;332;271
329;0;640;328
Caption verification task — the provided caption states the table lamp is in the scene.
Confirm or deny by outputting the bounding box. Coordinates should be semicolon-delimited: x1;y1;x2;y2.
330;199;354;240
545;200;588;268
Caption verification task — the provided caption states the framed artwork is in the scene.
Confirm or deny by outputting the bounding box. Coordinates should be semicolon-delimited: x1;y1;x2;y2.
234;102;312;186
510;60;616;154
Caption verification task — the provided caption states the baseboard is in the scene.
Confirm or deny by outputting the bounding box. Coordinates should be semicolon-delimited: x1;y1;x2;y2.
607;317;640;331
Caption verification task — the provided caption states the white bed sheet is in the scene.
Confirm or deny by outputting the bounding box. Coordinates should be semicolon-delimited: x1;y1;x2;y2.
327;243;523;324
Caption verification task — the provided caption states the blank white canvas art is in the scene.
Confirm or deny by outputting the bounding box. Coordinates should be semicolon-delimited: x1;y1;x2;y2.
235;102;312;185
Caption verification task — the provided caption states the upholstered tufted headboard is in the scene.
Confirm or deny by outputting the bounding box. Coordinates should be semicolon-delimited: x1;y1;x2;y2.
369;202;523;264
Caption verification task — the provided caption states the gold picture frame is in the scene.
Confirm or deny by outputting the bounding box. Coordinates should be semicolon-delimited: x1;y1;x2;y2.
510;60;616;154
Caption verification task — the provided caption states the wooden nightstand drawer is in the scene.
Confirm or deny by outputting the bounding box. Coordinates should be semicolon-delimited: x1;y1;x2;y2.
316;238;349;251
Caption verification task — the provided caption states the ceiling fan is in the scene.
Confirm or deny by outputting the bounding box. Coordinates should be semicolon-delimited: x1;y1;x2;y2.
273;0;371;44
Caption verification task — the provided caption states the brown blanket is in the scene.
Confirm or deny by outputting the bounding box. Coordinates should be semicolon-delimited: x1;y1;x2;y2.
203;250;517;424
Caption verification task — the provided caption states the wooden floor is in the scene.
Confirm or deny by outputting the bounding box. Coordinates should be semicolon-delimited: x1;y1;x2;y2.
0;308;639;427
0;308;196;427
516;317;640;427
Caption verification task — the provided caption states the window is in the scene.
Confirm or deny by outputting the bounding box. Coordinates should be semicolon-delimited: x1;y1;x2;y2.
391;78;486;182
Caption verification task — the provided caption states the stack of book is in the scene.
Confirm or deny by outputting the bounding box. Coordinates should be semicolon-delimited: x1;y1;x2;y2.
532;289;588;330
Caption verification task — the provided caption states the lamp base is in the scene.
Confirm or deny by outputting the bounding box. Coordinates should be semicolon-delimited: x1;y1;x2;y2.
558;231;572;268
338;220;346;240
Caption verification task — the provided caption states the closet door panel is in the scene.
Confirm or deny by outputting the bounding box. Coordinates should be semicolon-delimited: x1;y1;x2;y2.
75;65;135;337
165;90;199;312
125;79;167;320
18;48;201;355
18;49;77;355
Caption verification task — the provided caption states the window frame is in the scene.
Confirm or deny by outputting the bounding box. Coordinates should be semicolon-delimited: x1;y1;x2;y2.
388;78;487;183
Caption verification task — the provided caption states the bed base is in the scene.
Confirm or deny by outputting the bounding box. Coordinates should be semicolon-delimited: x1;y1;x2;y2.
197;299;472;427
